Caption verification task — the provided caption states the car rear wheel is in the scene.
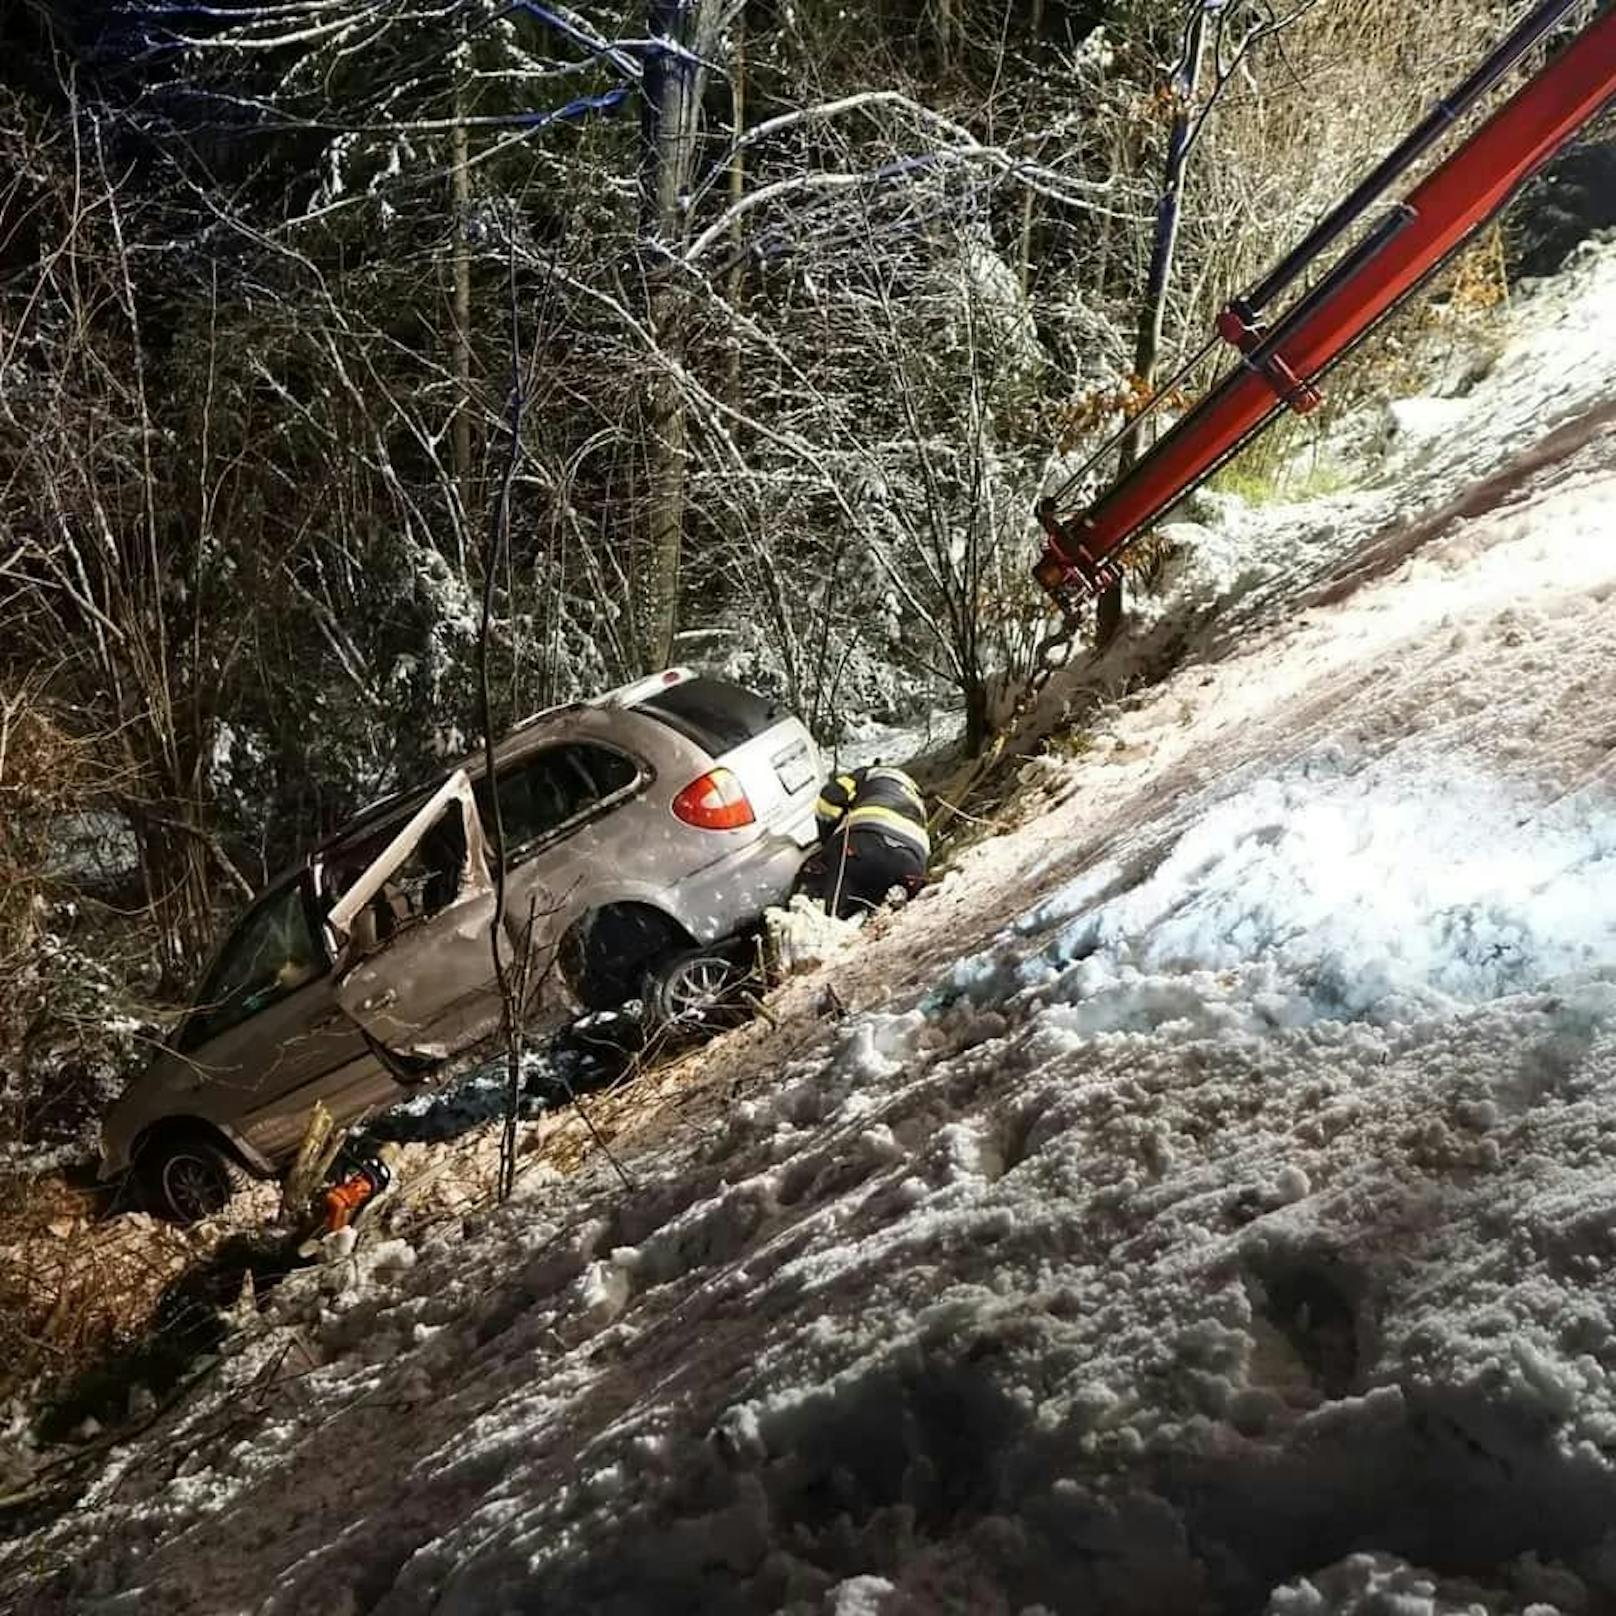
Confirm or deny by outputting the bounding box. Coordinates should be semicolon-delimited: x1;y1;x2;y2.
562;905;691;1014
139;1129;252;1224
641;945;756;1040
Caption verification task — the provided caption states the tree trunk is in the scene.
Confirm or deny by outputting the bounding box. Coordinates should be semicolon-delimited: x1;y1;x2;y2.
633;0;730;671
642;349;687;672
725;5;747;408
1017;0;1045;295
451;68;474;562
963;673;990;758
638;2;699;670
1096;2;1212;649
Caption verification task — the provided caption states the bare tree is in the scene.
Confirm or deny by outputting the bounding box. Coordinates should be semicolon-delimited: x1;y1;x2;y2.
634;0;731;670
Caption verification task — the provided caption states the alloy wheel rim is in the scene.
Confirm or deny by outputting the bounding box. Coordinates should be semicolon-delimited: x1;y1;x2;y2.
665;956;739;1021
163;1153;224;1221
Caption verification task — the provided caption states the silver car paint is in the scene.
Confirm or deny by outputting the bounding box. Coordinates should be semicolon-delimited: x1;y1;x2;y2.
100;673;820;1179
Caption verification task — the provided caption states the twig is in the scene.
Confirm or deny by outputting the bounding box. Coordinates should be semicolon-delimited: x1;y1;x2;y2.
0;1353;226;1517
927;794;1010;833
548;1071;635;1193
738;990;778;1029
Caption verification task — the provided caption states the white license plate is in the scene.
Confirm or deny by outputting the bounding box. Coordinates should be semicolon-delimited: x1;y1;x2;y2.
774;745;814;795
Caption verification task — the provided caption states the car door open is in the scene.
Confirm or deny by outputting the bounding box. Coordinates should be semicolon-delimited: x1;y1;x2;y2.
326;770;513;1065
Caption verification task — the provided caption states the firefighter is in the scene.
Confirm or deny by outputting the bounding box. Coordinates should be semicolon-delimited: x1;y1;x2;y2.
806;763;930;919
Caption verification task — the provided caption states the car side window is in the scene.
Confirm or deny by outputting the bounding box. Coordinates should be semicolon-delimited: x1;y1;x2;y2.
179;881;321;1052
477;743;640;856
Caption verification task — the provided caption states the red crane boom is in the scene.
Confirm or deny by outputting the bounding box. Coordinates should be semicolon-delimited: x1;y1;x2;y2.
1034;0;1616;603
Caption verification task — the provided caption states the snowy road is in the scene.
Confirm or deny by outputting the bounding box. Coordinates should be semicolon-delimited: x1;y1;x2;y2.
5;247;1616;1616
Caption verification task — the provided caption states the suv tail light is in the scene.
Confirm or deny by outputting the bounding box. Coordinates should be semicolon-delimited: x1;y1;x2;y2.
672;768;755;830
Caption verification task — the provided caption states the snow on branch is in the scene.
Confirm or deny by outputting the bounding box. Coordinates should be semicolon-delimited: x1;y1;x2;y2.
502;2;726;80
684;149;1122;265
501;0;644;81
688;90;1117;213
148;0;431;53
680;87;1123;264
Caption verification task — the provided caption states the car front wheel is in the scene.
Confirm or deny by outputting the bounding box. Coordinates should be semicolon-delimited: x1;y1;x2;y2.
139;1129;251;1224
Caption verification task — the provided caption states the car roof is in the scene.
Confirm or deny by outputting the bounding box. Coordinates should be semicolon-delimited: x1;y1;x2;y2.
310;668;701;865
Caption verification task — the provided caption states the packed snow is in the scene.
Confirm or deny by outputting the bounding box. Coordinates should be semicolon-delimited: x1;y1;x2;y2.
1141;232;1616;642
3;242;1616;1615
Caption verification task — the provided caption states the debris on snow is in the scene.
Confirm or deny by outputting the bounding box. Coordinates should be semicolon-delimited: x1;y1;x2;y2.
765;895;863;977
5;233;1616;1616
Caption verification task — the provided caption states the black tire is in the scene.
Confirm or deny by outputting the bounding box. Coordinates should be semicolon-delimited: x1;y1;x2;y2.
562;905;691;1014
641;944;757;1041
138;1128;252;1224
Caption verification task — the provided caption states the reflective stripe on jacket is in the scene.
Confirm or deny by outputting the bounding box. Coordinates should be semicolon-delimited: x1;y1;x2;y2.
815;765;929;859
814;772;860;832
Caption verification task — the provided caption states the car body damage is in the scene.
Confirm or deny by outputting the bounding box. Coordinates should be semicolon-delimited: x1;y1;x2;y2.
325;770;515;1065
99;670;822;1204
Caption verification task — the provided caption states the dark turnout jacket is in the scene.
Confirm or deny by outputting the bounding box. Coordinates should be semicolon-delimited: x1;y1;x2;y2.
814;765;930;861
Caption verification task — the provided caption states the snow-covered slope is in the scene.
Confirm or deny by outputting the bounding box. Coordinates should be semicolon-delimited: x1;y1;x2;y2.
1142;234;1616;641
5;246;1616;1616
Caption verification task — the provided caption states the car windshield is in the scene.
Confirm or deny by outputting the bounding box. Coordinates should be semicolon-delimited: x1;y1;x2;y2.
178;880;322;1052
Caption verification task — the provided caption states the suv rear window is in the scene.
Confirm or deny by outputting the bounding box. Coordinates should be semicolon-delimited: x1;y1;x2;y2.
636;677;782;756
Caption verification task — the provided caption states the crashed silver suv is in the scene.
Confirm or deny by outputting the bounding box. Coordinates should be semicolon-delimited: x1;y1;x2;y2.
102;670;821;1220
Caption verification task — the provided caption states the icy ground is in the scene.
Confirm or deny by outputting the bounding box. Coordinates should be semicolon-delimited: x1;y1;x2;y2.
4;244;1616;1615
